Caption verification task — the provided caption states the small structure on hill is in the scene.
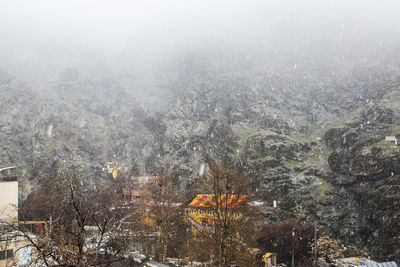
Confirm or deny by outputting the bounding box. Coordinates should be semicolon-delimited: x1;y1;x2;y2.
104;162;122;179
385;136;398;146
121;176;161;204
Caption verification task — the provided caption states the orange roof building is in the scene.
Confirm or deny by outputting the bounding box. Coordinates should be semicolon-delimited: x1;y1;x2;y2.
188;194;248;208
187;194;248;234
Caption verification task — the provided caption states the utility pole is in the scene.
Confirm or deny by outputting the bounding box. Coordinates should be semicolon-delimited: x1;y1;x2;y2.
292;227;295;267
314;221;318;266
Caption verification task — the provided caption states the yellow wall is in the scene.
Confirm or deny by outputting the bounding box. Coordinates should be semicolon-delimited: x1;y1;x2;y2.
188;208;242;225
0;181;18;224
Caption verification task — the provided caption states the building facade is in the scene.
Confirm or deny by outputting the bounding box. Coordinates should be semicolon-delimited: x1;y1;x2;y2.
0;167;18;224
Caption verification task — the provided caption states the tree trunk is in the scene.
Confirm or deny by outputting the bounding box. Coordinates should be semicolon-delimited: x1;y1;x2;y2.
162;238;168;263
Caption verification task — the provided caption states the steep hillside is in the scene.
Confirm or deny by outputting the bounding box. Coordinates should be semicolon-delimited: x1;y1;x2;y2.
1;52;400;261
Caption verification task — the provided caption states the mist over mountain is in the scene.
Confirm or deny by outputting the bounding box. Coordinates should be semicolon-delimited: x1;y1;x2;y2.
1;0;400;263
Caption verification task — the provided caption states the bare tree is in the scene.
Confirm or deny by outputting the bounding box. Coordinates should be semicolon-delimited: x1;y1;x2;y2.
16;171;129;266
188;164;258;267
258;218;315;266
143;175;185;263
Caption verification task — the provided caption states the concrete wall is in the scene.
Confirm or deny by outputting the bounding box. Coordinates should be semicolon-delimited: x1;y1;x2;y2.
0;181;18;224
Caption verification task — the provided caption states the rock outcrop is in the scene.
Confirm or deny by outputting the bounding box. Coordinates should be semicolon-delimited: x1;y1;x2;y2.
1;52;400;261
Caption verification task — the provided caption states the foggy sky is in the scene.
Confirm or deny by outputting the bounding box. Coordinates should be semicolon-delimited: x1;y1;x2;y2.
1;0;400;78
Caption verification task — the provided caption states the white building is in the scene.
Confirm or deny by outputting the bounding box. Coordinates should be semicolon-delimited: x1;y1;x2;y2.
0;167;18;224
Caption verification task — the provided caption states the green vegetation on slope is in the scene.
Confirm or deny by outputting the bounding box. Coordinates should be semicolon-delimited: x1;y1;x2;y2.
235;126;259;159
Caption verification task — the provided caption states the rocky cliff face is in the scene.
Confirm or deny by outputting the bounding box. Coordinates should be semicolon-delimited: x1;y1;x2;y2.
1;52;400;261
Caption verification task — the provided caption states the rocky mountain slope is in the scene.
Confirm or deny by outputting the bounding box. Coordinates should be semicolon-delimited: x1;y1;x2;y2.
1;51;400;261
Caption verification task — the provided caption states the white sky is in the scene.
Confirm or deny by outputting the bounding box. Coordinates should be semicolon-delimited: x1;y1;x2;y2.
1;0;400;75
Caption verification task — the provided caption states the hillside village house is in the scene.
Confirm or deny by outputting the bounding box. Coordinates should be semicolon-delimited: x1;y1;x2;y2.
0;167;36;267
0;167;18;224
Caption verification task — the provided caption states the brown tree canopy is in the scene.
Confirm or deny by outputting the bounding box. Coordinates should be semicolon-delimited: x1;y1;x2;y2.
142;175;186;262
17;172;128;266
20;191;62;221
257;218;314;265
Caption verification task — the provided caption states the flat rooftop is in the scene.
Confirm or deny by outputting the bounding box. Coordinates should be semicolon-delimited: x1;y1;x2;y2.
0;176;17;182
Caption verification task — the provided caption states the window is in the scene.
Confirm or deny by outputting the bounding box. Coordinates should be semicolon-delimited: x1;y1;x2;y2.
0;249;13;260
